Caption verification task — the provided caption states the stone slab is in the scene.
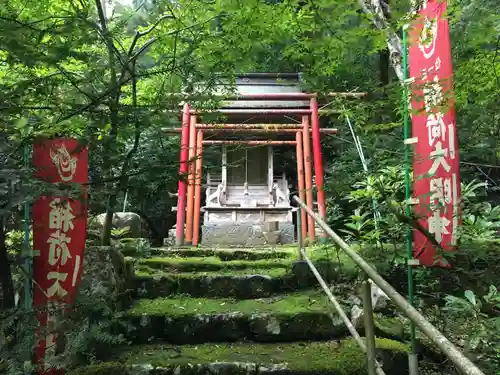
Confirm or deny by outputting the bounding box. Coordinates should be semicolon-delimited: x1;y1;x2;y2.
133;273;299;299
123;311;346;344
67;339;410;375
201;223;295;247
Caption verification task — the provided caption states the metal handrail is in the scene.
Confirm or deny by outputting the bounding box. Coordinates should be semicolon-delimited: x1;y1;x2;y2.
293;196;485;375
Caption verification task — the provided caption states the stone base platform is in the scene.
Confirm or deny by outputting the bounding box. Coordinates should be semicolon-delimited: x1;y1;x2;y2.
201;223;295;247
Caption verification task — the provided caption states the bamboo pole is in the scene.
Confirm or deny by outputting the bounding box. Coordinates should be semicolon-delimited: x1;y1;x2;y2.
402;25;419;375
293;196;486;375
362;278;377;375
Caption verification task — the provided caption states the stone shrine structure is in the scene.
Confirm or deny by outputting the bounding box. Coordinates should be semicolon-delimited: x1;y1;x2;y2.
202;142;294;246
166;73;355;247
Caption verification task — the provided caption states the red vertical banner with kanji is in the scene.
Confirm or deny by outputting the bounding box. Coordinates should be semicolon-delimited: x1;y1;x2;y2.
409;0;461;267
32;138;88;374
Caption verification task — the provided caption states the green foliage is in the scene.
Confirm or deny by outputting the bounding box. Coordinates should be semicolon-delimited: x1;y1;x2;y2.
458;181;500;242
462;202;500;241
442;286;500;371
116;237;152;258
0;291;126;375
0;0;499;373
337;171;500;371
337;166;408;271
4;230;31;253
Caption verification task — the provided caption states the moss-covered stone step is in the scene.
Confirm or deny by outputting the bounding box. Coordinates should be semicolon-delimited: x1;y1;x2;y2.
122;246;297;260
132;268;300;299
122;291;349;344
68;339;409;375
135;256;294;273
122;293;403;345
132;260;348;299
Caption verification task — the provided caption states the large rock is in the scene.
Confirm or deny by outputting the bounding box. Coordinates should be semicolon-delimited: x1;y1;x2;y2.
93;212;148;238
78;246;135;305
351;279;391;327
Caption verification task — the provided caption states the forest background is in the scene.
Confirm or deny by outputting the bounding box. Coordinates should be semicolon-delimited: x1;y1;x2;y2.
0;0;499;374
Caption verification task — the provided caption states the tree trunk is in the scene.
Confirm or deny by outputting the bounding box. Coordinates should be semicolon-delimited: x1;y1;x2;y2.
100;193;117;246
379;0;391;89
379;48;390;87
357;0;404;83
0;218;15;309
375;0;391;125
376;47;391;125
96;0;120;246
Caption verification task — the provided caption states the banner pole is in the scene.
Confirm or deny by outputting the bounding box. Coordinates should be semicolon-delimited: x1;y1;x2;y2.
23;142;32;311
23;141;33;375
343;107;381;229
123;190;128;212
402;25;418;375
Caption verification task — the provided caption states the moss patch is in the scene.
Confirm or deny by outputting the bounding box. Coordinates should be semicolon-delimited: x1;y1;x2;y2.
373;314;406;340
67;338;410;375
123;292;349;344
135;267;290;278
305;246;358;272
67;362;127;375
130;245;363;299
132;268;299;299
131;244;360;281
133;258;353;299
128;290;334;316
136;256;294;272
119;338;409;374
150;247;297;261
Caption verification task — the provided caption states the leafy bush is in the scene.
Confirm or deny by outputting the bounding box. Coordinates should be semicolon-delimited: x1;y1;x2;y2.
5;230;31;253
1;294;126;375
442;286;500;372
2;227;129;374
339;166;408;271
335;172;500;373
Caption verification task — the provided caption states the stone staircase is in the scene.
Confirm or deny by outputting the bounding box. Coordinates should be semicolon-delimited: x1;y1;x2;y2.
71;246;411;375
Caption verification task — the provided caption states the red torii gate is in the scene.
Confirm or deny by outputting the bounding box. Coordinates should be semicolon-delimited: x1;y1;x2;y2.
167;92;364;246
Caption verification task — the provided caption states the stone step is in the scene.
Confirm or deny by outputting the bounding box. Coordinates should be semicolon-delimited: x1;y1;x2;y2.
122;291;401;345
132;261;350;299
133;268;299;299
122;246;296;260
122;291;347;344
135;256;294;273
68;339;409;375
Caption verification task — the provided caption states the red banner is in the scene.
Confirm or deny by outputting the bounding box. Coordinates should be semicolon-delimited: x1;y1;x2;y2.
408;0;461;267
32;138;88;373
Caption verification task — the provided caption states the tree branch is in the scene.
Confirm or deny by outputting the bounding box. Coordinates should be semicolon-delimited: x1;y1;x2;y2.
357;0;404;83
127;14;174;57
95;0;121;246
55;65;96;101
118;61;141;195
0;15;42;31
